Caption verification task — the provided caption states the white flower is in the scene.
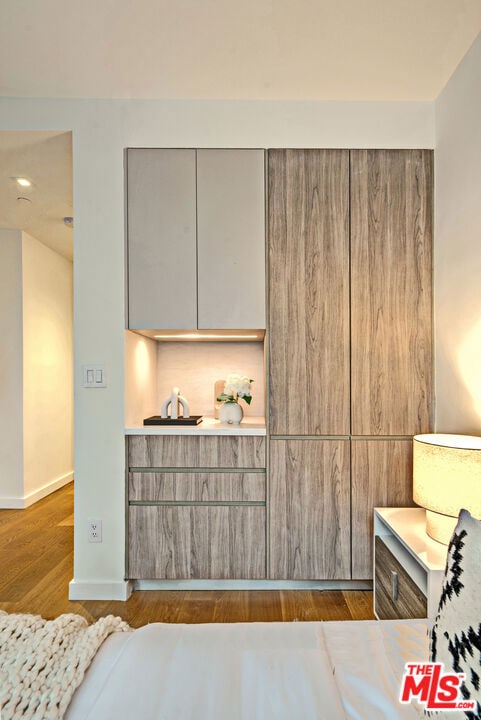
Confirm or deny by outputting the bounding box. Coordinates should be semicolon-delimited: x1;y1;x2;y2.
220;373;254;405
225;374;248;395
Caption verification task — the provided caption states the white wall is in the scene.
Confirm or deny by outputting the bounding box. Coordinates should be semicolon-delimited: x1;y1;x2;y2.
0;229;24;502
22;232;73;500
0;96;435;598
125;331;157;427
435;32;481;433
156;342;265;419
0;229;73;507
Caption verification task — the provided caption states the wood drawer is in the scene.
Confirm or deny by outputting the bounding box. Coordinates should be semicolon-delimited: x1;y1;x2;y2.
129;472;265;502
375;536;427;619
128;435;266;469
128;505;266;579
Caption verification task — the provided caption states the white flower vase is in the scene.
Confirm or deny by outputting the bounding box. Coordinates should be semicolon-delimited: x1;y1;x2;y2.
219;401;243;425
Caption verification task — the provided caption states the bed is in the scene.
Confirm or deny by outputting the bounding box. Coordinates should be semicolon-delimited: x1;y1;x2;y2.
64;504;480;720
64;618;429;719
4;508;481;719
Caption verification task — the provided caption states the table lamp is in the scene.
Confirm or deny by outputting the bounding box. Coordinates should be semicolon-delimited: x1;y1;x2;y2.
413;433;481;544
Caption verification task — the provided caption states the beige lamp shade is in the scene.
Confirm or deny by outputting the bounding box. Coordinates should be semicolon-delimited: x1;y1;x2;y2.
413;433;481;545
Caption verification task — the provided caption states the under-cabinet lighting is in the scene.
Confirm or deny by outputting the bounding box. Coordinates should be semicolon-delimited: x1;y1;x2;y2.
131;329;265;342
154;333;260;340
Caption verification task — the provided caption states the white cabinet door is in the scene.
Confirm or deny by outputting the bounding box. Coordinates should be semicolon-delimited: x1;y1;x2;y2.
127;149;197;329
197;149;265;329
127;148;265;330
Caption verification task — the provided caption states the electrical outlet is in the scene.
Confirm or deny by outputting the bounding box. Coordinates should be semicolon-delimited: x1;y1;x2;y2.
88;518;102;543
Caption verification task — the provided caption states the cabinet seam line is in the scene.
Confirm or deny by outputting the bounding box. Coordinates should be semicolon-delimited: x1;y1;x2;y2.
349;149;353;580
195;149;199;328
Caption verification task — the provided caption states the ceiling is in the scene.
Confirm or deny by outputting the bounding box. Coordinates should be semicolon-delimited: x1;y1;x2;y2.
0;3;480;261
0;0;480;102
0;132;73;260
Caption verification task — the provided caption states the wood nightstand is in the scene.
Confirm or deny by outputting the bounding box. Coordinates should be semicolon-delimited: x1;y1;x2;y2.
374;508;447;620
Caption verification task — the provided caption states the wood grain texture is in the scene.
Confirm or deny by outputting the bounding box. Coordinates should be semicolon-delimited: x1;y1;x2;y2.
128;435;266;469
0;486;75;601
351;439;415;580
0;485;375;625
268;149;350;435
350;149;433;435
129;472;266;502
375;537;427;619
269;439;351;580
128;505;266;579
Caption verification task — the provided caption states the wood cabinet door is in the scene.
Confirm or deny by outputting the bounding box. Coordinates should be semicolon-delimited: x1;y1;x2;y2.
129;471;266;502
127;148;197;329
128;505;266;579
350;149;433;435
128;435;266;469
197;149;266;329
269;439;351;579
351;439;415;579
268;149;350;435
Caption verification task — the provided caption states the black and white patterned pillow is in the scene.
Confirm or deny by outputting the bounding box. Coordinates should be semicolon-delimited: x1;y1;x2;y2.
427;509;481;719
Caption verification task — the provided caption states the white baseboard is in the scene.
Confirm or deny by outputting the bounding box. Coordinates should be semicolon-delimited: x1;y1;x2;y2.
0;471;73;508
135;579;373;591
69;579;134;601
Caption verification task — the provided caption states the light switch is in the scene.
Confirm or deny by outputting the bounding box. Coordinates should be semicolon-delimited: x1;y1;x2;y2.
82;365;107;388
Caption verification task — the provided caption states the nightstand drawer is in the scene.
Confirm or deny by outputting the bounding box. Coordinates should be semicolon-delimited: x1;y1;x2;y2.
375;536;427;619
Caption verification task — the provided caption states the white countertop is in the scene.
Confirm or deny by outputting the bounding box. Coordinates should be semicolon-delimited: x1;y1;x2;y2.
126;416;266;436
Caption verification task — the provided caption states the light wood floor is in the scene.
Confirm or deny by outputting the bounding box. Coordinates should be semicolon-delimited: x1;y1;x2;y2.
0;483;375;627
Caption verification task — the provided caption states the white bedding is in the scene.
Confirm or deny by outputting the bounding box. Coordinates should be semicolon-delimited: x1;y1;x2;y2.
324;620;428;719
66;619;429;720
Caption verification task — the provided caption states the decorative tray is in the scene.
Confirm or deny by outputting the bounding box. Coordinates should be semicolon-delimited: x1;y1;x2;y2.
143;415;203;426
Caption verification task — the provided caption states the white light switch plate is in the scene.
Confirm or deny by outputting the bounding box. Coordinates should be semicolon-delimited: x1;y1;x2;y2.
82;365;107;388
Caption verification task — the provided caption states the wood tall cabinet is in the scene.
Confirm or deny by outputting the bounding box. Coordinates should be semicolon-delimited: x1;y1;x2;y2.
350;150;433;436
268;149;350;436
350;150;433;579
267;148;433;581
126;148;265;330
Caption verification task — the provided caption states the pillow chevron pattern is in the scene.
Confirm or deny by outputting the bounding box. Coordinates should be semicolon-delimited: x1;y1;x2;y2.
427;509;481;719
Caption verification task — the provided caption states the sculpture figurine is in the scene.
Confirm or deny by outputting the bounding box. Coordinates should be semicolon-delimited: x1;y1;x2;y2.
161;387;190;420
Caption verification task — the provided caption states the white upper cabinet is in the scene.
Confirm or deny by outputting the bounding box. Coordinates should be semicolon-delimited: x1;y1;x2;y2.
197;149;265;329
127;149;197;330
127;148;265;330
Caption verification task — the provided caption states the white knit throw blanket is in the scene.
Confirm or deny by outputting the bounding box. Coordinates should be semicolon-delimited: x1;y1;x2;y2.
0;610;130;720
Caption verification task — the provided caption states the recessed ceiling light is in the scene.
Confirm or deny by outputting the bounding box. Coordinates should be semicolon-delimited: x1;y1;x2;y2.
63;216;74;228
16;196;32;203
13;177;32;188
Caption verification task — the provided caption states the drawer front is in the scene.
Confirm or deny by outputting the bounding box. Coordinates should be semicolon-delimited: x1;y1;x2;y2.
128;435;266;469
129;472;266;502
375;536;427;619
128;505;266;579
